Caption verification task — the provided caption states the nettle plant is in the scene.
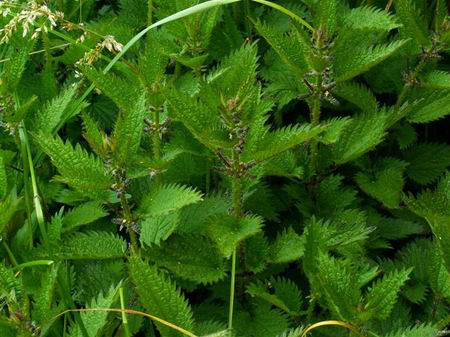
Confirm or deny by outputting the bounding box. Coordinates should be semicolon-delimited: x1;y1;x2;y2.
2;0;450;337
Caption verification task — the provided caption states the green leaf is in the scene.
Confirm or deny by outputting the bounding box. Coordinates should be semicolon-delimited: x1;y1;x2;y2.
394;0;430;47
81;112;109;159
111;93;148;166
33;133;112;198
138;184;203;217
429;248;450;298
319;117;351;145
128;256;194;337
334;38;408;82
269;227;305;264
63;201;109;232
404;143;450;185
421;71;450;90
0;261;22;303
244;124;324;163
384;324;438;337
35;86;77;134
334;82;378;114
82;67;140;112
69;283;120;337
343;6;401;32
362;269;411;320
355;158;408;208
332;113;386;164
57;231;126;260
254;20;310;76
2;38;34;91
144;234;226;284
408;92;450;123
234;305;289;337
317;0;338;36
403;176;450;273
140;212;180;246
315;253;360;321
33;264;60;324
208;214;264;258
247;277;302;316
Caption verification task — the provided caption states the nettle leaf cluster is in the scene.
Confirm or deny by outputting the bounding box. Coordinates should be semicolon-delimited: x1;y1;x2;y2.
1;0;450;336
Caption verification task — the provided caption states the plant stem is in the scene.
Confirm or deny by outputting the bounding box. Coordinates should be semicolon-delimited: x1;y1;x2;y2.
2;240;18;267
17;130;33;249
308;48;323;175
228;249;237;330
228;151;243;332
119;287;131;337
148;0;153;26
20;125;48;246
309;89;321;175
147;0;153;45
244;0;252;37
119;190;140;254
395;52;432;110
152;107;162;187
205;159;211;193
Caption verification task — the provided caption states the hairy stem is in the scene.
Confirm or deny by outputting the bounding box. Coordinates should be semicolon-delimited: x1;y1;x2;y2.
309;88;322;175
119;190;140;254
308;30;324;176
395;52;432;110
152;108;162;186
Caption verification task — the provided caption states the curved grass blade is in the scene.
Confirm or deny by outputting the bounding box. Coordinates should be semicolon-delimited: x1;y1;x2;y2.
52;308;198;337
301;320;365;337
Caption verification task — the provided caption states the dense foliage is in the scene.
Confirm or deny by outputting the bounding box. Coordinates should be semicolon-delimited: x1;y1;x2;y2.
2;0;450;336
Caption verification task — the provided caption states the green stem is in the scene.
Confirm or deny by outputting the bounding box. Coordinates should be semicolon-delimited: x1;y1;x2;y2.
152;108;162;187
14;260;54;270
395;54;430;109
174;62;182;80
244;0;252;37
228;249;237;330
147;0;153;45
20;125;48;245
2;240;18;267
205;159;211;193
148;0;153;26
117;180;140;254
228;152;243;332
17;130;33;249
309;68;323;176
119;287;131;337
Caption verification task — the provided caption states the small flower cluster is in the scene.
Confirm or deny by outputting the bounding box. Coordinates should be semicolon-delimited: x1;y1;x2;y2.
75;35;123;66
0;1;64;43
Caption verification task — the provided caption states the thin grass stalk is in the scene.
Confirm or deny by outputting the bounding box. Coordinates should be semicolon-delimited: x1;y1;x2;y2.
53;308;198;337
2;240;18;267
301;320;364;337
119;287;131;337
13;260;54;270
17;128;33;249
21;125;48;245
228;151;243;331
